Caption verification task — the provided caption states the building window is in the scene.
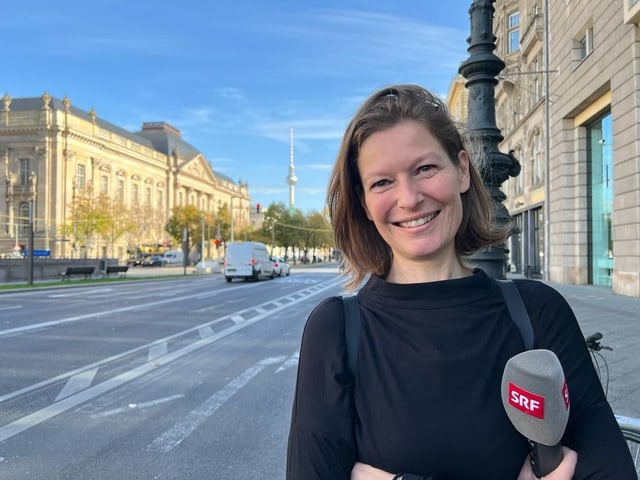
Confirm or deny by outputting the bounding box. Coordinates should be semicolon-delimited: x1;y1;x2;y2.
76;164;86;189
20;159;30;185
578;27;593;60
530;131;543;186
146;187;151;205
178;191;184;206
132;183;139;204
100;174;109;195
18;202;30;236
157;190;164;209
117;179;125;202
507;12;520;53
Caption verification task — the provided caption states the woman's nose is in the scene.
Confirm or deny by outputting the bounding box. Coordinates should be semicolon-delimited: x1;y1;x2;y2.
397;178;423;208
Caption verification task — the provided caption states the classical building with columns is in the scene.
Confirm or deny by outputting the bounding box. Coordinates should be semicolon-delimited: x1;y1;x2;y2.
0;92;250;261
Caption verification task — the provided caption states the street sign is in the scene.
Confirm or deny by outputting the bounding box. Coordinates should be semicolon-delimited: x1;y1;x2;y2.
23;250;51;257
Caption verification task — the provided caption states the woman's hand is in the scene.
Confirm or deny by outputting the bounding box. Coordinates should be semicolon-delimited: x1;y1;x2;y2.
350;462;397;480
517;447;578;480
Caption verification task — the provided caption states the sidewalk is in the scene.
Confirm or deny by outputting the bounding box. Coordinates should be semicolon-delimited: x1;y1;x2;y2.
531;278;640;419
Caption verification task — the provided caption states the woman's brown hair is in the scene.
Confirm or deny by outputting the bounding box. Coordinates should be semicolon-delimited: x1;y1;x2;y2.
327;84;511;289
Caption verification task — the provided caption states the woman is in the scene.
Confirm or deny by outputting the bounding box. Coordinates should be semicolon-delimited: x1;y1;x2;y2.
286;84;636;479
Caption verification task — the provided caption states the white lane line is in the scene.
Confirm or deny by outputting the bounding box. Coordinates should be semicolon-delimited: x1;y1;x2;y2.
55;368;98;401
0;306;22;311
90;394;184;418
0;284;258;338
148;343;168;362
230;315;244;324
198;326;213;338
48;288;114;298
147;356;286;453
255;307;267;314
276;351;299;373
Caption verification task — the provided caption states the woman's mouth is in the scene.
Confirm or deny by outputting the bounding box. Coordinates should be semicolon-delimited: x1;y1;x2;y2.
396;212;439;228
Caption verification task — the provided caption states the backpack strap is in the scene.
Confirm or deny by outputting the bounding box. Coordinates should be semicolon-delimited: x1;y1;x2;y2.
342;295;361;377
496;279;534;350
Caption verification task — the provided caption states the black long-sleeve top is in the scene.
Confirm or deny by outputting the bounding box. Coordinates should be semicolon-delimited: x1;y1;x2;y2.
287;269;637;479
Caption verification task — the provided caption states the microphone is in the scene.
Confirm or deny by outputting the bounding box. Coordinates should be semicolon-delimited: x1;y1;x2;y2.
501;349;570;477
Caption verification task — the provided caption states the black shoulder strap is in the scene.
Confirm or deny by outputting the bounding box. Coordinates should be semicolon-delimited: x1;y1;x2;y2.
342;295;361;377
497;279;534;350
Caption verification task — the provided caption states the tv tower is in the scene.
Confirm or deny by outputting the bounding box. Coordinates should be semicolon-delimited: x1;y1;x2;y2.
286;127;298;209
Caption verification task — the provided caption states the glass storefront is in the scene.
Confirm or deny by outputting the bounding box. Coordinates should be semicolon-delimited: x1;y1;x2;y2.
587;112;613;287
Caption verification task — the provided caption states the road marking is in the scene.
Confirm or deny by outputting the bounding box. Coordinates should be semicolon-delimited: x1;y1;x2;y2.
0;280;341;442
90;394;184;418
0;306;21;311
198;326;214;338
148;343;168;362
147;356;285;453
230;315;244;324
55;368;98;401
276;351;299;373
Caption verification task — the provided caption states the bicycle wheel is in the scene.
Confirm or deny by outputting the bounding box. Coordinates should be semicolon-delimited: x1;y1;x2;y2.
616;416;640;475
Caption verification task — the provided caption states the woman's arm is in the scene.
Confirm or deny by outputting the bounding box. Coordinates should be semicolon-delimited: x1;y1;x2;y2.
286;297;357;480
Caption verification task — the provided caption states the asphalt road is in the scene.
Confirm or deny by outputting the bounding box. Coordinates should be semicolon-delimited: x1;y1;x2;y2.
0;267;344;479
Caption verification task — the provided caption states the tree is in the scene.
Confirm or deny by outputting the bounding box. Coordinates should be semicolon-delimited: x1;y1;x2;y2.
68;186;112;257
165;205;204;251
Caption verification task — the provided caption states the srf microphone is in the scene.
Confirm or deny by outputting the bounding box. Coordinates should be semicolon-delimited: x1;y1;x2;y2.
501;349;570;477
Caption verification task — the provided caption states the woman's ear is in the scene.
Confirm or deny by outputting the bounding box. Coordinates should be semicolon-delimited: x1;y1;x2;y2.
457;150;471;193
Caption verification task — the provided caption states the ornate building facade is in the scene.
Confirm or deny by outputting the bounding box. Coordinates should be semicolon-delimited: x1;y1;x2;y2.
0;93;250;261
490;0;640;297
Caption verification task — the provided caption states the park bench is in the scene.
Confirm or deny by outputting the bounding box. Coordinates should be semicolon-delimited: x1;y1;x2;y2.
105;265;129;278
59;266;95;281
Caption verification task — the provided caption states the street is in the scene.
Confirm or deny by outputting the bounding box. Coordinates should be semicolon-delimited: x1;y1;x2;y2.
0;267;344;479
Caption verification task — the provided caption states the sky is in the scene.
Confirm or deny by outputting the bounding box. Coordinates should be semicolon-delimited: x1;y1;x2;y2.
2;0;473;214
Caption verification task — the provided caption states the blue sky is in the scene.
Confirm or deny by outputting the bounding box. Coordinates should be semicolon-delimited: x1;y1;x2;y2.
2;0;472;214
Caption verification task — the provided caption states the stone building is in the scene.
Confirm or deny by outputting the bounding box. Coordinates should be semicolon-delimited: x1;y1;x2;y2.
489;0;640;297
0;92;250;261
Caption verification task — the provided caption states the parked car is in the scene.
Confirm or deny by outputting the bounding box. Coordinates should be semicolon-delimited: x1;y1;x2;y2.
142;255;164;267
271;256;290;277
163;250;184;265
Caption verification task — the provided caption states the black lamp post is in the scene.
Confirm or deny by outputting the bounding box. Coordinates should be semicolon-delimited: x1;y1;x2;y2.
459;0;521;279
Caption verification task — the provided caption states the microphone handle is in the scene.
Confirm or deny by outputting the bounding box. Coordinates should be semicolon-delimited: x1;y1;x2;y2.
530;441;564;477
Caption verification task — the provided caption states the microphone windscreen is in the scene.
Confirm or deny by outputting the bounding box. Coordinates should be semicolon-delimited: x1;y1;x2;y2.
501;349;570;446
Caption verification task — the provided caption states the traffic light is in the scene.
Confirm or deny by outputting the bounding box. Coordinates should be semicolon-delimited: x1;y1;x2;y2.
214;239;220;249
256;203;261;214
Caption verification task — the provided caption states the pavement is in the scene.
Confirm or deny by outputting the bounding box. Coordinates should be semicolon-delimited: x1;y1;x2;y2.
515;277;640;420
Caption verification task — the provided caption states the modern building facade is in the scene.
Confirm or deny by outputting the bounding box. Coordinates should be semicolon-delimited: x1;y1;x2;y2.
0;93;250;261
489;0;640;297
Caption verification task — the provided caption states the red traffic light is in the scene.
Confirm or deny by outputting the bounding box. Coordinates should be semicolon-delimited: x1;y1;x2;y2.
214;239;220;246
256;203;261;214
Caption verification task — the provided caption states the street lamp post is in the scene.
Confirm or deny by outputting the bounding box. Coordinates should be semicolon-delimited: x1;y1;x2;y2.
28;171;37;285
459;0;521;279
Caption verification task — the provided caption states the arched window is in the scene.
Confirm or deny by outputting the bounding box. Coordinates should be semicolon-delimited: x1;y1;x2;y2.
18;202;30;236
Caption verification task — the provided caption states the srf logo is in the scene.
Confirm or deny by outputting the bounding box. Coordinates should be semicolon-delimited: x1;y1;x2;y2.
508;382;545;419
562;380;570;409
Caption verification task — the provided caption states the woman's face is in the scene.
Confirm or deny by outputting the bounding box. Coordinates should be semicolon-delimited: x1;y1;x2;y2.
358;121;470;268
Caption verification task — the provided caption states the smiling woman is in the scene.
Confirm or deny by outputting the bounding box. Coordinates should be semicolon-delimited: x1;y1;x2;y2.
286;84;637;480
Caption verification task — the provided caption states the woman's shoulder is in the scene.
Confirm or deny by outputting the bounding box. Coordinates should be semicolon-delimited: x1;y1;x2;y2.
302;295;347;341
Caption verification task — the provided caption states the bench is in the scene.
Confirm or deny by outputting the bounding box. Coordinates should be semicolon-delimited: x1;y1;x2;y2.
59;266;95;281
105;265;129;278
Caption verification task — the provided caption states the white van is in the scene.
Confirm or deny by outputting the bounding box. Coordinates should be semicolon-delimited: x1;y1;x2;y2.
163;250;184;265
224;242;275;282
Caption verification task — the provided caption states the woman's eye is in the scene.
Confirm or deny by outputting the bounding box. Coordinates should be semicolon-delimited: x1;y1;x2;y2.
417;164;436;176
371;179;390;189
